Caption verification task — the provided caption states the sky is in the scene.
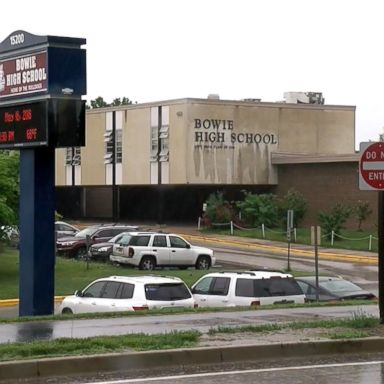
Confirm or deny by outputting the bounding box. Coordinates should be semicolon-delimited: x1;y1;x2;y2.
1;0;383;149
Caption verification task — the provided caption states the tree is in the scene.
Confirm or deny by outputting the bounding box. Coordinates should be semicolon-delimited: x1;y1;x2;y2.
318;203;352;240
111;97;134;106
87;96;136;109
204;192;234;224
89;96;109;109
0;151;20;244
236;192;279;227
354;200;372;231
278;189;307;227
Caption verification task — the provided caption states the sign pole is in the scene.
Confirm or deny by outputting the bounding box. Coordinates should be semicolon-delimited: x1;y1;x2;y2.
379;192;384;323
19;147;55;316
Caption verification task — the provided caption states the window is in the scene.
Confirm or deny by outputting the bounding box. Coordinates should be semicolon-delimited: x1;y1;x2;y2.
101;281;121;299
130;235;150;246
253;278;302;297
65;147;81;166
118;283;135;299
96;229;115;238
153;235;167;247
235;278;254;297
210;277;230;296
145;283;191;301
82;281;106;298
169;236;188;248
117;234;133;246
104;129;122;164
192;277;213;294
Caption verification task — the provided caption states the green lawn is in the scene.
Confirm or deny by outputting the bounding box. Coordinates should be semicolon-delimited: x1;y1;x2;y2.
0;248;213;299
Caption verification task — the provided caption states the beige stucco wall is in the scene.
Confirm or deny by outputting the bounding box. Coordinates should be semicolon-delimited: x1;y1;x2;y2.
55;98;355;187
122;108;151;185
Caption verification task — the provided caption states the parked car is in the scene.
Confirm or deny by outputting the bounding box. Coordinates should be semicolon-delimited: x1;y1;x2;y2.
110;232;215;270
56;224;138;259
0;225;19;247
58;275;196;314
88;232;133;262
55;221;80;238
191;270;306;308
295;276;377;302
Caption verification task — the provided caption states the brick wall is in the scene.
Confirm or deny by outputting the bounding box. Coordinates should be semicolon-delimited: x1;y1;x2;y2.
274;162;378;231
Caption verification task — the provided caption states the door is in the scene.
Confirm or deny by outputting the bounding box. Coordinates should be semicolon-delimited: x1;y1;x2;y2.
168;235;193;265
151;235;170;265
192;276;231;307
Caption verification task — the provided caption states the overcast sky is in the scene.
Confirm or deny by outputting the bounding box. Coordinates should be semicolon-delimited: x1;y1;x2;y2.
1;0;383;148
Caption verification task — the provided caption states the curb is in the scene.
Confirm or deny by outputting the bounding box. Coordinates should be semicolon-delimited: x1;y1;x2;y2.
0;297;64;308
1;338;384;381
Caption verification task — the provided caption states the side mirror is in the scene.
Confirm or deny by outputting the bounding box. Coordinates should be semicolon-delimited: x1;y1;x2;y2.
186;243;191;249
75;290;83;297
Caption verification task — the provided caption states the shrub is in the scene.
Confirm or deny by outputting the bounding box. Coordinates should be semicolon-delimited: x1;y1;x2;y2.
354;200;372;231
278;189;307;228
318;203;352;240
204;192;234;224
236;192;279;227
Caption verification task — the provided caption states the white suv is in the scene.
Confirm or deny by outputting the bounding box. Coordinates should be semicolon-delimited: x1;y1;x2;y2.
110;232;215;270
191;270;306;308
59;275;196;314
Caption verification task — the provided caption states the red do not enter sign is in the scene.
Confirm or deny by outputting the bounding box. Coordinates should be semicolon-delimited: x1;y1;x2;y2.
359;142;384;190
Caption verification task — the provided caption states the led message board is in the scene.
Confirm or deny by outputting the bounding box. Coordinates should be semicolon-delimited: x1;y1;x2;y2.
0;100;48;148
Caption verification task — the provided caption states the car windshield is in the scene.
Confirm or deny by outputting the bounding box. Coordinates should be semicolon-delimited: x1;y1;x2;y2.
320;279;362;293
74;227;99;238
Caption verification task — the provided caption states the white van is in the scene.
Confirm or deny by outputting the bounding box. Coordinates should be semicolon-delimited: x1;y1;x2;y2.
191;270;306;308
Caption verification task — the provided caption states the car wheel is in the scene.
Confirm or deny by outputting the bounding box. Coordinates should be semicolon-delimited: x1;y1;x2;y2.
61;308;73;315
195;256;210;270
139;256;156;270
75;247;87;259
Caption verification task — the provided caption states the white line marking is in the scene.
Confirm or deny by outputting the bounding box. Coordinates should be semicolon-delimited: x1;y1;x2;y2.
88;360;384;383
363;162;384;170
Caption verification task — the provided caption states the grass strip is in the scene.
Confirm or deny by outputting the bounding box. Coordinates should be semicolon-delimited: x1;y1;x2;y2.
208;311;380;335
0;330;201;362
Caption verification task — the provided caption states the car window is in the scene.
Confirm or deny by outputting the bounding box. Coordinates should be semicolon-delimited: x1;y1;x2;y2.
96;229;114;238
82;281;106;298
235;278;254;297
262;278;303;297
296;281;311;294
192;277;213;294
145;283;191;301
101;281;121;299
320;280;361;293
117;234;133;246
118;283;135;299
130;235;150;246
169;236;188;248
153;235;167;247
210;277;230;296
110;228;127;237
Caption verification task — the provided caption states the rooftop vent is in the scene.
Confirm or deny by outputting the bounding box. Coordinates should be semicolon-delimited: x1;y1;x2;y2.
283;92;324;105
242;98;261;103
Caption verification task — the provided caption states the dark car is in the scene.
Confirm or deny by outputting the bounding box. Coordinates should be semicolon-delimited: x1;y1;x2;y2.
295;276;376;302
88;232;131;262
56;224;138;259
